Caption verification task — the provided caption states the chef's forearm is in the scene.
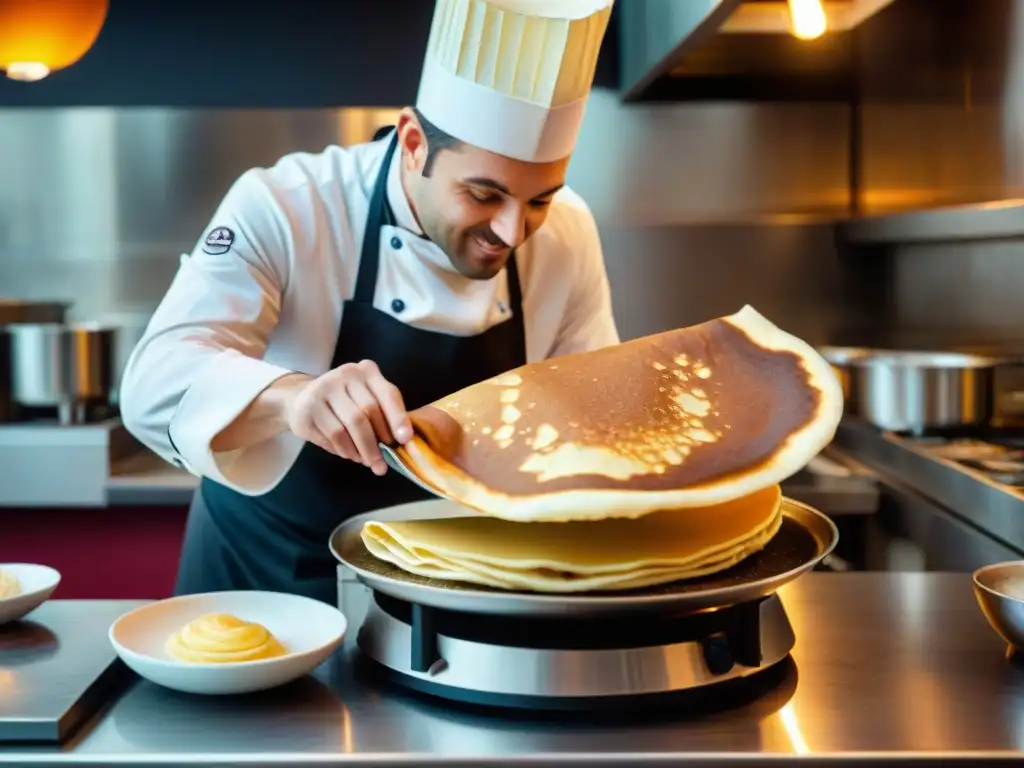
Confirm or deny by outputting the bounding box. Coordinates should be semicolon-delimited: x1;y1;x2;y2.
210;372;312;453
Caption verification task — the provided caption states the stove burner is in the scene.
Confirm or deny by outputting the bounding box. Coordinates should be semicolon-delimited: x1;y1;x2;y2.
898;429;1024;489
954;458;1024;488
896;424;1024;448
355;591;797;712
975;458;1024;474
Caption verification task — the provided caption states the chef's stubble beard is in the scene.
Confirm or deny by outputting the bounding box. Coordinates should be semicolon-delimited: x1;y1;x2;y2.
412;189;509;281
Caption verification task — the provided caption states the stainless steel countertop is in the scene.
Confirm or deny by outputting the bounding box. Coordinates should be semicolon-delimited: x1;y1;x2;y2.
0;601;143;743
5;573;1024;766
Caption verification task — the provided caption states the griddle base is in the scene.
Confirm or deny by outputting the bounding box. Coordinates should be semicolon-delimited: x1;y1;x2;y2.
355;590;797;711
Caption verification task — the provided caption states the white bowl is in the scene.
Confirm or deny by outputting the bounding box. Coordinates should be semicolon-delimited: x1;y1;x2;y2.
109;591;347;695
0;563;61;625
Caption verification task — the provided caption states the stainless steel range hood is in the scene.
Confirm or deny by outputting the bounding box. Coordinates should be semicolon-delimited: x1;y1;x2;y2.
618;0;745;101
618;0;899;102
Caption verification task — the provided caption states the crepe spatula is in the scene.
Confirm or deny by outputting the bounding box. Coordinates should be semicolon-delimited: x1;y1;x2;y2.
378;442;446;498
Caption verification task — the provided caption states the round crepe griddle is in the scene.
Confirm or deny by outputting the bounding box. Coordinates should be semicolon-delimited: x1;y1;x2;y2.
329;497;838;618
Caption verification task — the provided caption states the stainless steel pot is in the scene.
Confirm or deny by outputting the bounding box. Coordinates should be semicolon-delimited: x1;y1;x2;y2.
7;322;118;424
851;351;1000;433
818;346;873;416
0;300;72;421
0;298;70;325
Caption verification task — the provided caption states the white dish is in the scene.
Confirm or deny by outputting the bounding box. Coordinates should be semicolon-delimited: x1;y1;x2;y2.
0;563;61;625
109;591;347;695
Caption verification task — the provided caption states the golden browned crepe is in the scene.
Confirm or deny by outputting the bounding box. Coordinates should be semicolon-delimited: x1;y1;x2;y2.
360;485;783;593
397;305;843;523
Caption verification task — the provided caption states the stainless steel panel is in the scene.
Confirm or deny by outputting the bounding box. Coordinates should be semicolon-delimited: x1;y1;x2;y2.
618;0;744;99
573;91;851;224
0;107;398;314
0;419;123;507
0;93;856;355
855;0;1024;214
890;241;1024;349
864;472;1024;573
859;104;1020;214
597;221;858;343
838;200;1024;245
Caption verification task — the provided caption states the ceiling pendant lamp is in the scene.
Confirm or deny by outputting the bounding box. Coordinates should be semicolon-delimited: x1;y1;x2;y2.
787;0;828;40
0;0;109;82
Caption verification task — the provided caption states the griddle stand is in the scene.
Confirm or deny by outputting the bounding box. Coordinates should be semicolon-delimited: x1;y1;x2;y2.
410;603;445;674
357;590;794;711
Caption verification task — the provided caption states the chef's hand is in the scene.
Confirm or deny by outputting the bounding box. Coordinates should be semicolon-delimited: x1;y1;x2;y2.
284;360;413;475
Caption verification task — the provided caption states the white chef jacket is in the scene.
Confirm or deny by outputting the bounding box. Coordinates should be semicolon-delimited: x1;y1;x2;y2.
119;137;620;496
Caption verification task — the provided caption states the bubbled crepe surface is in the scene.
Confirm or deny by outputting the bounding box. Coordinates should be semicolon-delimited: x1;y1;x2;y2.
397;305;844;523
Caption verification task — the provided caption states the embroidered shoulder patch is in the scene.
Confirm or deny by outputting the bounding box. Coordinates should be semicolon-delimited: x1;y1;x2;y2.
202;226;235;255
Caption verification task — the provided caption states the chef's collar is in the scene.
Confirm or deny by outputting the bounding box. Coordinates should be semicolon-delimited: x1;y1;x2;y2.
386;141;425;237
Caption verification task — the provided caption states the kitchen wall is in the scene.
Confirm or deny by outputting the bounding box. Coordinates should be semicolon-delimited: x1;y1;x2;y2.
853;0;1024;212
0;89;858;382
844;0;1024;349
2;0;1024;397
888;242;1024;349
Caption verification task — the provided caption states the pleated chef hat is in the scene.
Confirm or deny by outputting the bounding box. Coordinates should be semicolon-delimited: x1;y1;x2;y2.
416;0;615;164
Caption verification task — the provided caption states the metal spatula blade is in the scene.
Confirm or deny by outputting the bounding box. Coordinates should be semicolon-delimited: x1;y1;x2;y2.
378;442;446;498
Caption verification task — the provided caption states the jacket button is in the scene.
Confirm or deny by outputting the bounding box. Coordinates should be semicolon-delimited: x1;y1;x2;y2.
391;298;406;314
390;236;402;249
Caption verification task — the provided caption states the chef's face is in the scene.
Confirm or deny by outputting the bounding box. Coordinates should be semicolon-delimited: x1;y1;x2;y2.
397;110;569;280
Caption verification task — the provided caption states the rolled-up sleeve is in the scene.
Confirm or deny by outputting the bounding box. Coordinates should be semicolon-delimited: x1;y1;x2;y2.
549;200;620;357
119;169;304;495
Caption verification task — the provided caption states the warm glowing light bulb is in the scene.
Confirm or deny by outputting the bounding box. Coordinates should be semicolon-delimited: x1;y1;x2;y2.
0;0;109;82
5;62;50;81
788;0;827;40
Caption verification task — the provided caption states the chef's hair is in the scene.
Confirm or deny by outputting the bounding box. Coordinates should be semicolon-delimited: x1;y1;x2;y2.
412;107;463;177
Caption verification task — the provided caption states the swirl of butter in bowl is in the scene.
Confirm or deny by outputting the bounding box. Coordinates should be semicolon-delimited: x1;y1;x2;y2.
0;569;22;600
164;613;286;664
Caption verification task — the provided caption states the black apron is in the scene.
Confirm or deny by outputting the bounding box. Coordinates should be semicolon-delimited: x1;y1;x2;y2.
174;133;527;604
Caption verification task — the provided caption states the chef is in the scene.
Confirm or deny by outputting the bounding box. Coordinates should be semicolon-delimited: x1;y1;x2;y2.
120;0;619;605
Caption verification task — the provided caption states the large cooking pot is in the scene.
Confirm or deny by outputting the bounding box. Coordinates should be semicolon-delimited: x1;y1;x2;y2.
851;351;1000;433
7;322;118;424
0;299;70;325
0;300;72;421
818;346;873;416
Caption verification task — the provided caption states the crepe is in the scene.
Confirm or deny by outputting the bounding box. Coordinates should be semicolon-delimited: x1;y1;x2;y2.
397;305;843;523
360;484;783;593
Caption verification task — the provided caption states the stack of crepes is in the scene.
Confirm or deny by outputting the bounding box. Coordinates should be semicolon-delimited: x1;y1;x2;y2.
360;305;844;594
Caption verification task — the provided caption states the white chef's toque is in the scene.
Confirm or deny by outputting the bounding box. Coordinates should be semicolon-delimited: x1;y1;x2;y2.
415;0;615;164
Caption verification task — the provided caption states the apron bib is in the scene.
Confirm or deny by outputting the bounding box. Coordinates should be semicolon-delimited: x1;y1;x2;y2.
174;132;527;604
